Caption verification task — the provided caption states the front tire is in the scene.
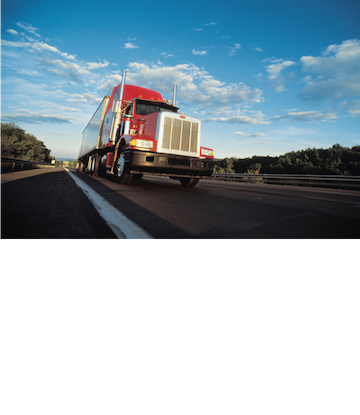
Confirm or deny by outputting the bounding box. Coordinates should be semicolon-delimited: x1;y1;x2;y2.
114;145;132;184
180;178;199;187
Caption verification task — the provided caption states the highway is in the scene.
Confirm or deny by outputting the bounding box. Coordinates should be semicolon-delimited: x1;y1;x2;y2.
2;167;360;238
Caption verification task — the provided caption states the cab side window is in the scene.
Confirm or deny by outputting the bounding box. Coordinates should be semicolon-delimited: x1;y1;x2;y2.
125;103;133;116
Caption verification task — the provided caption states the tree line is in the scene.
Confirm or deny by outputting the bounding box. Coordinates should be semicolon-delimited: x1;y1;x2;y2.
55;160;77;167
1;123;52;163
214;144;360;175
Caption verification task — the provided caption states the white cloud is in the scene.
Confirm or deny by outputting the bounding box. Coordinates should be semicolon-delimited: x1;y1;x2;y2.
299;39;360;103
208;112;270;125
1;110;76;124
17;69;39;76
66;92;100;103
124;42;138;49
233;132;268;138
16;22;41;38
254;47;264;52
66;97;87;103
273;110;338;122
271;126;321;136
160;51;174;58
34;100;80;112
2;38;76;60
87;61;110;69
229;43;241;56
124;62;203;94
192;49;208;56
1;40;31;49
35;57;91;83
341;98;360;115
194;22;216;31
301;39;360;76
6;29;19;35
96;73;124;93
266;59;296;92
127;62;262;106
1;34;111;89
31;41;76;59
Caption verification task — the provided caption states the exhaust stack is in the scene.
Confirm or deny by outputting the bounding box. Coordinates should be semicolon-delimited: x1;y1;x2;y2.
118;70;127;108
172;84;177;106
111;70;127;144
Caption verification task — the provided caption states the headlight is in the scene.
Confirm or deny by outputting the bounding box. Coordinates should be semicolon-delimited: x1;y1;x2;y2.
129;139;154;149
200;148;214;157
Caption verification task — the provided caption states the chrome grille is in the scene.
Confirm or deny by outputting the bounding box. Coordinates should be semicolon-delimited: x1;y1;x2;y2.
190;123;198;153
161;116;199;155
172;119;181;150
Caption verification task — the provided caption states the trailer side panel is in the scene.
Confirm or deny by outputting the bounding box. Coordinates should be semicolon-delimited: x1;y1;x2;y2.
78;96;110;159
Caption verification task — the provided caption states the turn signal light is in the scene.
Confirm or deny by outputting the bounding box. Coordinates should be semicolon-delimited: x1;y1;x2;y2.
129;139;154;149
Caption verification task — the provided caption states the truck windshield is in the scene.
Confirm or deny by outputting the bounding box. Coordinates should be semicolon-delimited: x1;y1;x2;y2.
135;100;177;115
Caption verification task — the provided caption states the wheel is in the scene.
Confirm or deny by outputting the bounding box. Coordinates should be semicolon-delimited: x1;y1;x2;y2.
77;160;84;172
98;162;107;177
114;145;132;184
180;178;199;187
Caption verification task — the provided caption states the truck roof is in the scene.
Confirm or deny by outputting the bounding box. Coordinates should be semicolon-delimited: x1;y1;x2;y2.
106;84;164;114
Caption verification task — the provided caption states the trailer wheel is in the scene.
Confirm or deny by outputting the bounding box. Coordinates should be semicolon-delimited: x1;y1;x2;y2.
114;145;132;184
98;162;107;177
180;178;199;187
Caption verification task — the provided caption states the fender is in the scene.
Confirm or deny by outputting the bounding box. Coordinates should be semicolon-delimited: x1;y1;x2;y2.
121;134;133;147
110;137;126;174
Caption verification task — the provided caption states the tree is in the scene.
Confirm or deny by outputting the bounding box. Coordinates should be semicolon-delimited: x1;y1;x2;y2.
246;163;262;174
213;157;235;173
213;144;360;176
1;123;51;163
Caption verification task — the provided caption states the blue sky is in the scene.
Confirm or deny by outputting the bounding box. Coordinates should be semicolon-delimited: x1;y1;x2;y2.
2;0;360;159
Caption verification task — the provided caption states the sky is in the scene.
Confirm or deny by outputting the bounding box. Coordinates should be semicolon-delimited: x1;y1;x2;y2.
1;0;360;159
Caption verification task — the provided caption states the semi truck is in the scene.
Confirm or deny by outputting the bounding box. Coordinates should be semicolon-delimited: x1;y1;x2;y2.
77;70;214;186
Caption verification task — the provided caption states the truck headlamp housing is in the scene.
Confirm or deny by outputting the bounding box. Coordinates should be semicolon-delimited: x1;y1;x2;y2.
200;147;214;158
129;139;154;149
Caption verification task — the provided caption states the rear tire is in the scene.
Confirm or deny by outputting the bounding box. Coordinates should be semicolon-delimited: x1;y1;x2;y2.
98;162;107;177
180;178;199;187
114;145;132;184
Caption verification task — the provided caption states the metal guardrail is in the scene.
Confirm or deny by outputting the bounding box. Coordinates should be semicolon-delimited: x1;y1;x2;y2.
1;157;55;173
211;173;360;190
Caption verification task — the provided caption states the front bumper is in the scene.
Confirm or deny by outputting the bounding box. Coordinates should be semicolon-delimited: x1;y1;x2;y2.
126;150;214;177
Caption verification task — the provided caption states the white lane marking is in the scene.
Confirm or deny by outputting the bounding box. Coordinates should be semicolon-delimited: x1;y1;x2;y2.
65;168;152;239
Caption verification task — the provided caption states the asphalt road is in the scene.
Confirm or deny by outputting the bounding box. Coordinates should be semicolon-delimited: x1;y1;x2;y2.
2;167;360;238
1;168;116;239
